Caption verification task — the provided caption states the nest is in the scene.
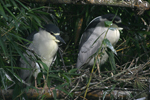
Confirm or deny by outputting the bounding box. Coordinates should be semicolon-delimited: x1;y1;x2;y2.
69;59;150;99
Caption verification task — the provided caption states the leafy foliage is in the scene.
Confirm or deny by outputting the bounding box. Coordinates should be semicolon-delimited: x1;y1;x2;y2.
0;0;150;99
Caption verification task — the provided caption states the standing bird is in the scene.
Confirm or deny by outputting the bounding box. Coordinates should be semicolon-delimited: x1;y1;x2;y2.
19;24;65;88
76;14;123;70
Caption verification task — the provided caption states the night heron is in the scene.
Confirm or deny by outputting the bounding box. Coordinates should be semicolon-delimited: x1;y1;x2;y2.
19;24;65;88
76;14;123;70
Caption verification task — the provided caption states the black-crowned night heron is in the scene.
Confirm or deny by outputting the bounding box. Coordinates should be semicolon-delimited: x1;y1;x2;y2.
19;24;65;88
76;14;123;70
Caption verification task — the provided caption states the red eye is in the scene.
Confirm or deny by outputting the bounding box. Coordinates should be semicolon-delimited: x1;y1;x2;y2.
112;20;115;23
50;31;54;35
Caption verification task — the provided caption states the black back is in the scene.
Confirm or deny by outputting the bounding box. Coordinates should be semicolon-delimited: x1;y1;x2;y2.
79;14;121;50
101;14;121;22
43;24;60;33
25;24;60;46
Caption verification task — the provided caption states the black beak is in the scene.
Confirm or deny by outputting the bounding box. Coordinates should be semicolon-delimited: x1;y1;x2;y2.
55;35;66;44
116;23;130;30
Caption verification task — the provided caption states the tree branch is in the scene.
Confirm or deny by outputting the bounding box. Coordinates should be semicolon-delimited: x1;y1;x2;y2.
27;0;150;13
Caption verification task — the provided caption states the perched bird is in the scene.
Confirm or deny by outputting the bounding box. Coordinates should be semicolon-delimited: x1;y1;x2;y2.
76;14;123;69
19;24;65;88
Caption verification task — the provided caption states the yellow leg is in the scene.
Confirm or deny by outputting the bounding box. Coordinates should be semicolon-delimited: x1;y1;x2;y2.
43;75;49;89
35;77;38;88
34;75;49;90
96;62;101;78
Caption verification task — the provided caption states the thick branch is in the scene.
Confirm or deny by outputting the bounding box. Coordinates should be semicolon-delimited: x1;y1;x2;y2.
25;0;150;15
0;88;134;99
29;0;150;9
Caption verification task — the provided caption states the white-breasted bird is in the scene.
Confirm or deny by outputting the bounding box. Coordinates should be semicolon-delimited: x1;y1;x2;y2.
76;14;123;70
19;24;65;88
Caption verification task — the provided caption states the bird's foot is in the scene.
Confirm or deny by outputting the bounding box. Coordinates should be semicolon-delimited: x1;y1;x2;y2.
35;85;49;90
40;86;55;96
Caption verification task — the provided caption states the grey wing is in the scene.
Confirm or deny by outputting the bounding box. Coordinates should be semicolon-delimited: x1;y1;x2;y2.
79;16;102;49
79;30;94;50
19;50;36;83
77;31;102;68
19;31;39;83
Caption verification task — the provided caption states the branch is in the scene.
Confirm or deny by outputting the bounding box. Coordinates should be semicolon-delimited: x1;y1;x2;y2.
26;0;150;15
0;88;64;99
0;88;137;99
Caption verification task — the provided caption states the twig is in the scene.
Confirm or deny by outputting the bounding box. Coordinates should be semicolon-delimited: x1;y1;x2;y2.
65;79;80;99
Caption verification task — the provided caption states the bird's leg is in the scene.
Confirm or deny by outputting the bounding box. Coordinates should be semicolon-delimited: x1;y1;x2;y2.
42;75;49;89
42;75;56;95
34;75;49;92
34;77;38;88
34;76;43;89
96;62;101;78
34;76;47;89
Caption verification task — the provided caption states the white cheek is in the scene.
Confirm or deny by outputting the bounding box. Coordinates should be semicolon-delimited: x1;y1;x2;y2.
54;39;60;43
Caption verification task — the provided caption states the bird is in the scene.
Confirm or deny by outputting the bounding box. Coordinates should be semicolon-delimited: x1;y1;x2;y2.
19;23;65;89
76;14;123;70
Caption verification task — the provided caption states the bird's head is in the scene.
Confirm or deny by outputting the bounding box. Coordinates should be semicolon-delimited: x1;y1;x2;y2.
101;14;123;30
44;24;66;44
102;14;122;24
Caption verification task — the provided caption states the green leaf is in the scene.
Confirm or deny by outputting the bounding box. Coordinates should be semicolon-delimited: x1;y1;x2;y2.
62;74;71;83
0;35;7;56
10;0;18;10
103;39;117;55
0;68;7;90
0;3;8;20
68;68;77;73
8;33;32;43
37;60;48;71
49;74;64;82
15;0;29;11
48;70;63;73
41;95;46;100
53;89;57;100
7;68;30;86
37;72;43;85
56;83;73;97
103;85;116;100
11;41;29;67
28;13;41;26
107;50;116;73
104;21;112;27
13;85;21;99
1;0;16;19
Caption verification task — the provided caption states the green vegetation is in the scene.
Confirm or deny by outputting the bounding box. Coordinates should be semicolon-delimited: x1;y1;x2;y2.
0;0;150;99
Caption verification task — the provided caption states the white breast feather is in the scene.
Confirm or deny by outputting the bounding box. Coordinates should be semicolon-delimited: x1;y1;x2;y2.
32;30;58;67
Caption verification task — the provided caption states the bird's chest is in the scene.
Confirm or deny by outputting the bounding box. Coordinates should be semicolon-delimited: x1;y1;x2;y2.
93;26;120;46
33;39;58;59
106;29;120;46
